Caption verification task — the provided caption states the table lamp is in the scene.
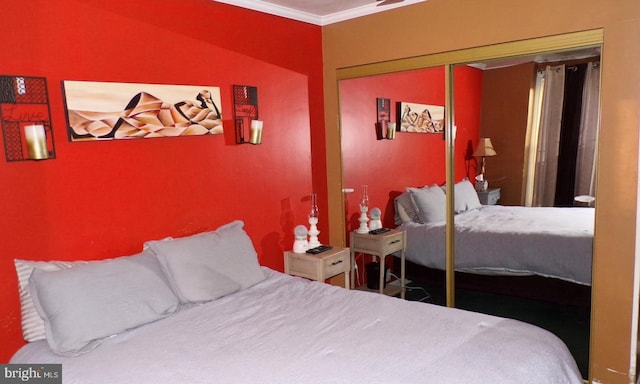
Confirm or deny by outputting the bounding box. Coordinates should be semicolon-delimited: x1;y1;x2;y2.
473;138;497;190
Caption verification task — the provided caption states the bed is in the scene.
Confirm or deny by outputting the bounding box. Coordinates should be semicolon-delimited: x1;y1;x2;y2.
10;220;583;384
394;181;594;286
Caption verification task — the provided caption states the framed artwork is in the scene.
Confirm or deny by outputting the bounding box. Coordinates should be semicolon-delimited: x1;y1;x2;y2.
63;81;223;141
397;101;444;133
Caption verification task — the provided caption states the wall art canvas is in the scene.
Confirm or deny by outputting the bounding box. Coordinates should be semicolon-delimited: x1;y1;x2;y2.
0;75;55;161
397;101;444;133
63;81;223;141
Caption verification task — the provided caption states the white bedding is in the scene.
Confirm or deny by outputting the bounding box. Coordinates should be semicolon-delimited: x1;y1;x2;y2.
12;267;582;383
399;205;594;285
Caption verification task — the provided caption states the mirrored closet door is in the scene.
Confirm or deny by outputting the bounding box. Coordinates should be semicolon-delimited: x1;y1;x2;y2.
336;30;602;380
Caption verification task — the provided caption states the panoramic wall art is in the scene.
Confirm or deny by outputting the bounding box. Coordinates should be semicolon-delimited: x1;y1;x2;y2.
397;101;444;133
63;81;223;141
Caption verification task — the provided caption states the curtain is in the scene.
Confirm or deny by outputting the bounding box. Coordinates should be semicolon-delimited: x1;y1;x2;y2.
532;65;565;207
555;64;587;206
574;62;600;198
523;70;545;206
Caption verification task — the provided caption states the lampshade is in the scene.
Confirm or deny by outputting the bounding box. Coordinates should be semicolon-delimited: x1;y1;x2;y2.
473;138;497;157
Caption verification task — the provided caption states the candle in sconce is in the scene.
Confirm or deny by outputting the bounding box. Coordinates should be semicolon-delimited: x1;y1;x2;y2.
24;124;48;160
249;120;263;144
386;122;397;140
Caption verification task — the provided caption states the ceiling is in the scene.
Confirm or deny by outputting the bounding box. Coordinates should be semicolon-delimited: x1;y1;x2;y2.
214;0;428;25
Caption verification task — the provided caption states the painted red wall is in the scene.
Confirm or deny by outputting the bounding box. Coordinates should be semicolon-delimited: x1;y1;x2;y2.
340;66;482;281
0;0;323;361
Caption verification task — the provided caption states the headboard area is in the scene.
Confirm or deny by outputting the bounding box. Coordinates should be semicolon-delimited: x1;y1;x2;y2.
6;220;264;360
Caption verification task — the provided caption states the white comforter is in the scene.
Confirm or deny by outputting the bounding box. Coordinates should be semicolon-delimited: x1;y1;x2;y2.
400;205;594;285
12;268;582;384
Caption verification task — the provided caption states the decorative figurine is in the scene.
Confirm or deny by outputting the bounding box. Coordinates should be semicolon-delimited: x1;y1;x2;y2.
369;207;382;230
357;185;370;234
293;225;309;253
308;193;321;248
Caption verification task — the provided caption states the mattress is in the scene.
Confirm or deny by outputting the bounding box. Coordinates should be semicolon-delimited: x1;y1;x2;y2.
399;205;594;285
11;268;582;384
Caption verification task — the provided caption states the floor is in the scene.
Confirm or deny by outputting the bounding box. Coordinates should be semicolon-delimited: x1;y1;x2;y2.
403;280;590;379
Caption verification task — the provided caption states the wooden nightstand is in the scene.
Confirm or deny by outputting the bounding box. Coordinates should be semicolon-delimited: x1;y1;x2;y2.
350;229;406;298
284;247;350;289
477;187;501;205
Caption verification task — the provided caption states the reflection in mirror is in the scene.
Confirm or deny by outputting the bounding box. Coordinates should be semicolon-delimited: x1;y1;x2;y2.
339;47;600;379
339;66;449;300
448;50;600;379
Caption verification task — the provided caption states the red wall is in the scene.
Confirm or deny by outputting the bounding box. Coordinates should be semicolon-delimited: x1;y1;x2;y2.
340;66;482;281
0;0;323;361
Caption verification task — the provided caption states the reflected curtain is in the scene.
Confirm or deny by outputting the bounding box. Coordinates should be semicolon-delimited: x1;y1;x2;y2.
532;65;565;207
574;62;600;197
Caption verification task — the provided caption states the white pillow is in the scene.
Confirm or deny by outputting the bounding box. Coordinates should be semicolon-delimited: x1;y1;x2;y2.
14;259;87;342
28;250;180;356
407;185;447;223
146;220;265;304
454;179;482;213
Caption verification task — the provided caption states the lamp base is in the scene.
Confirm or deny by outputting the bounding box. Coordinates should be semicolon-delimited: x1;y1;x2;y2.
475;180;488;192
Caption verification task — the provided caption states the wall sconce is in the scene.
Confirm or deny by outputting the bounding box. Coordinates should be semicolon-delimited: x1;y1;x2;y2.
376;121;396;140
233;85;263;144
473;137;497;190
386;122;396;140
0;75;56;161
248;120;263;145
24;124;49;159
375;97;395;140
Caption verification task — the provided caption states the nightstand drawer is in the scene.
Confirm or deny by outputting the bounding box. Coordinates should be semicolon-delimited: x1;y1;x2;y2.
350;230;405;255
284;247;350;288
323;251;350;276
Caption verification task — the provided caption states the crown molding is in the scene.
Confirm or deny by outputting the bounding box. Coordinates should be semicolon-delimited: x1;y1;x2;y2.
214;0;427;26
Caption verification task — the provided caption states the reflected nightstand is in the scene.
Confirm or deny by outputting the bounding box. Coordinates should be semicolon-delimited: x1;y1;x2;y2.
350;229;406;298
477;187;501;205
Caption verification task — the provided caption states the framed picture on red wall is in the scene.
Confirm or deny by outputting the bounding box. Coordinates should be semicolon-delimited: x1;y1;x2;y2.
397;101;444;133
62;80;223;141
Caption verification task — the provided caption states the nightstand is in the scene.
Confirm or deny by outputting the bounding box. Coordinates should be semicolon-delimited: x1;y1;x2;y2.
477;187;501;205
284;247;350;289
350;229;406;298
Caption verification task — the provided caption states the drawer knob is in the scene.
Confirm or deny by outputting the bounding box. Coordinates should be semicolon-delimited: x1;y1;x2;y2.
388;240;400;245
331;260;343;266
